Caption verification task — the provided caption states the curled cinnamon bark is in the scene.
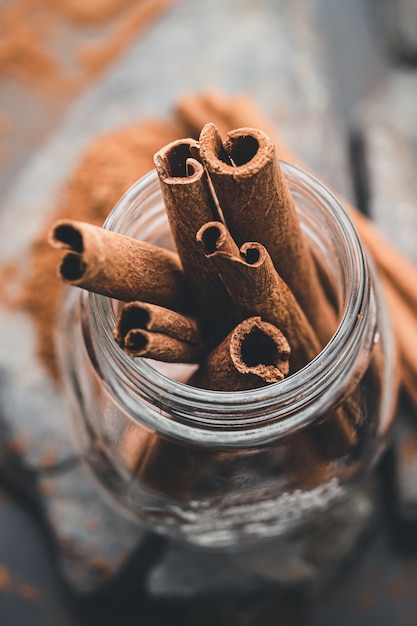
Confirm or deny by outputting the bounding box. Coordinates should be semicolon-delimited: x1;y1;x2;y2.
198;122;338;347
199;235;356;449
196;220;240;257
380;275;417;406
350;206;417;314
123;428;202;501
202;238;321;373
190;316;291;391
114;301;204;362
48;219;191;311
180;92;412;404
154;138;240;344
117;329;203;362
175;91;232;142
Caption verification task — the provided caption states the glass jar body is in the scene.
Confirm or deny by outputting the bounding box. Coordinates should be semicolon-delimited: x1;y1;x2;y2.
57;165;397;549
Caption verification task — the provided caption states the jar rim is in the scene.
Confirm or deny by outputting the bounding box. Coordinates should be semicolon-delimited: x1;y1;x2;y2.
91;163;373;446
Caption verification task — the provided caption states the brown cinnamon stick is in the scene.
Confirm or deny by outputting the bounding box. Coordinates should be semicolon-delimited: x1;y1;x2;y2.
380;275;417;407
349;206;417;314
177;91;411;416
195;220;240;257
48;219;191;311
118;329;203;362
175;91;417;315
198;122;338;347
198;231;356;448
201;237;321;373
123;427;203;501
114;301;204;362
154;138;240;344
175;91;232;142
185;92;417;364
190;316;291;391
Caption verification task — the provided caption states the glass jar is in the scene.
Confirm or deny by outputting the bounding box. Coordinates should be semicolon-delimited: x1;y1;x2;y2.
57;163;397;551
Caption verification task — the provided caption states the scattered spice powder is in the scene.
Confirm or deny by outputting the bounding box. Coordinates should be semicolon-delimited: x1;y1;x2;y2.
57;0;135;25
38;478;55;496
387;578;408;602
0;565;13;591
77;0;174;81
16;581;40;601
2;119;186;381
90;556;114;578
358;588;377;612
85;517;100;532
0;114;11;135
0;564;40;601
0;114;11;164
0;0;174;99
0;1;61;95
0;0;174;202
6;436;28;456
39;446;60;470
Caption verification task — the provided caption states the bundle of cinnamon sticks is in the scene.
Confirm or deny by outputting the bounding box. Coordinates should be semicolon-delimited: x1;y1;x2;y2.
44;90;417;498
49;122;343;396
175;90;417;413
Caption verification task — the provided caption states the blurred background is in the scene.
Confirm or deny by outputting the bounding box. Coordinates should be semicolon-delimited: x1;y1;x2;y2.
0;0;417;624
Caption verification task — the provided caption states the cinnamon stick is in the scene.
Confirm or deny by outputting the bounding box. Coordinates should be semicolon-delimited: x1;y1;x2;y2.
380;275;417;407
349;206;417;314
198;230;356;448
198;122;337;347
195;220;240;257
184;92;417;355
178;91;417;316
177;91;413;412
48;219;191;311
200;237;321;373
124;428;203;501
215;93;417;313
175;91;232;142
118;329;203;362
190;316;291;391
154;138;240;344
114;301;204;362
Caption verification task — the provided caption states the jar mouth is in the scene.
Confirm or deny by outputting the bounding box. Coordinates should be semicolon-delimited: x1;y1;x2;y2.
92;163;371;446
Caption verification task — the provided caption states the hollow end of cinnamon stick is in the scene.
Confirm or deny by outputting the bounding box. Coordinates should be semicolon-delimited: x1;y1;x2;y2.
120;329;203;363
114;305;150;345
114;301;202;347
123;329;149;354
203;239;322;374
59;252;86;282
199;122;274;175
49;221;85;253
231;317;291;382
190;316;291;391
196;221;240;257
196;222;224;255
154;138;203;181
240;241;266;266
48;219;97;283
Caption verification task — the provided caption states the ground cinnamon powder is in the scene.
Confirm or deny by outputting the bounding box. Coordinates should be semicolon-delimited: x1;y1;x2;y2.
0;0;173;98
77;0;174;81
0;0;174;190
2;119;186;381
0;564;40;601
